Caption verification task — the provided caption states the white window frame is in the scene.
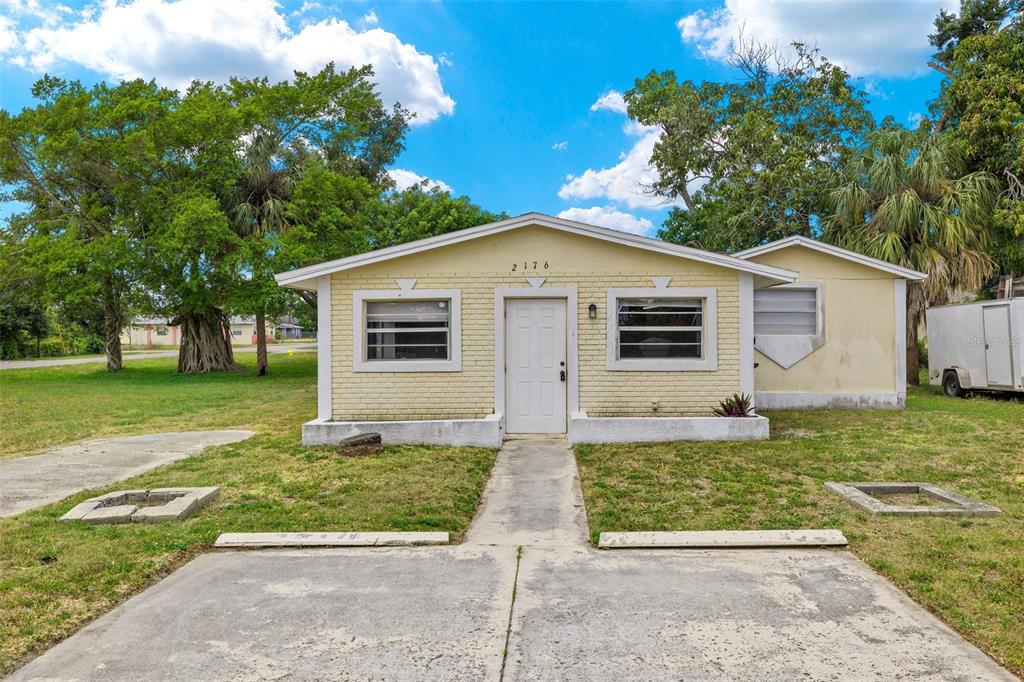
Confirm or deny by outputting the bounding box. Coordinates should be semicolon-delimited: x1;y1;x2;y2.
753;281;826;370
606;287;718;371
353;289;462;372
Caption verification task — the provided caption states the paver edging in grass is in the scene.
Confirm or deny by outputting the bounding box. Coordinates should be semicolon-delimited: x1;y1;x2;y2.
597;529;849;549
825;482;1001;517
213;531;450;548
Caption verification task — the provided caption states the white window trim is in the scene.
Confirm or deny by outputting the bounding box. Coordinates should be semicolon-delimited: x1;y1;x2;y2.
353;289;462;372
606;287;718;371
753;281;825;370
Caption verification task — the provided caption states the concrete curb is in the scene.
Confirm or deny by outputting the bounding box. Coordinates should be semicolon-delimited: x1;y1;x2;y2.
598;529;848;549
214;531;450;548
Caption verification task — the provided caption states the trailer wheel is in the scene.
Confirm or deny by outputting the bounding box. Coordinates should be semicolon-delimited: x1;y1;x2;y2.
943;371;965;398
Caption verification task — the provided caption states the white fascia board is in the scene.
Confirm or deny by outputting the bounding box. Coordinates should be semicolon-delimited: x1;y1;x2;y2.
735;236;927;281
275;212;799;289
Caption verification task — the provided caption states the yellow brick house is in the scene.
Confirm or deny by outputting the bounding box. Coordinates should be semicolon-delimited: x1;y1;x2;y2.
274;213;924;446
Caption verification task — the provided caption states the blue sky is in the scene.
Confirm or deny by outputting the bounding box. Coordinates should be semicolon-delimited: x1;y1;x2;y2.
0;0;954;235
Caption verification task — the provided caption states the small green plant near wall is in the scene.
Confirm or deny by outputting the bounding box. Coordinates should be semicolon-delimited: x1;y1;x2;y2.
712;393;754;417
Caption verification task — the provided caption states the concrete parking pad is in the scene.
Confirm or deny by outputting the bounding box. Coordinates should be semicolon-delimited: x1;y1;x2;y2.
9;437;1016;680
505;547;1014;681
9;546;516;682
0;430;253;516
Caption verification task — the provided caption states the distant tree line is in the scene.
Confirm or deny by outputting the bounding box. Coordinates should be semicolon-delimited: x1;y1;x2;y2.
627;0;1022;383
0;65;502;369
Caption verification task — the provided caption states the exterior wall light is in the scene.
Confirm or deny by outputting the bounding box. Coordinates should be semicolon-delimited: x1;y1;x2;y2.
588;303;598;319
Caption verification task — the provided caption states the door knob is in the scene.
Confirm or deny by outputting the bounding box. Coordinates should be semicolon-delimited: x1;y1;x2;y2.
560;370;566;382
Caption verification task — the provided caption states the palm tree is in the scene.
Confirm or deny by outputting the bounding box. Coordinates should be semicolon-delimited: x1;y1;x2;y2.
224;131;297;376
823;127;999;385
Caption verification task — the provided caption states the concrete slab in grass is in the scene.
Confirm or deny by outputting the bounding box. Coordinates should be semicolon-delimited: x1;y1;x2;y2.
214;531;449;548
598;529;848;549
826;482;1001;517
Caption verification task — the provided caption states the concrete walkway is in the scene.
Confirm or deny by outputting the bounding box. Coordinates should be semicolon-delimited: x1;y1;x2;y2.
9;438;1016;681
0;343;315;370
0;431;254;517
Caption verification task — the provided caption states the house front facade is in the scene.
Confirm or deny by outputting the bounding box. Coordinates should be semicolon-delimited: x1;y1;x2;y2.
275;214;924;447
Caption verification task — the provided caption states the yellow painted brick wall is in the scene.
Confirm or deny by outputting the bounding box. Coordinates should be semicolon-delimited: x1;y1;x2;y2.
331;225;741;421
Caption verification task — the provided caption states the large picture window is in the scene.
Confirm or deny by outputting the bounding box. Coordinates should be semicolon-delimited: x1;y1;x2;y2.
606;287;718;371
366;300;450;360
616;298;703;359
353;289;462;372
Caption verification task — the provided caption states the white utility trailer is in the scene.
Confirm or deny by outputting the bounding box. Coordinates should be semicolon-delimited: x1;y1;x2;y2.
926;299;1024;397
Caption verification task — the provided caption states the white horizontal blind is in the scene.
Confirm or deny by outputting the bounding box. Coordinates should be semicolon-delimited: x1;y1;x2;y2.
616;298;703;359
365;300;450;360
754;288;817;335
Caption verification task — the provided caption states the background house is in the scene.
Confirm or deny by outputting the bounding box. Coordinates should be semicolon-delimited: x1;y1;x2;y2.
120;317;275;347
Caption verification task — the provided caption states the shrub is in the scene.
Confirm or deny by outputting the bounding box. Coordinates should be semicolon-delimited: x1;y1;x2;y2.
712;393;754;417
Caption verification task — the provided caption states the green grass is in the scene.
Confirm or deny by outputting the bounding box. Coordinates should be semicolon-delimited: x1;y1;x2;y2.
0;354;497;673
576;386;1024;676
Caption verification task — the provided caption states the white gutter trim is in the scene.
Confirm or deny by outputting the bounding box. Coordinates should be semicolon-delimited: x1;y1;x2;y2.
734;235;927;281
275;212;798;289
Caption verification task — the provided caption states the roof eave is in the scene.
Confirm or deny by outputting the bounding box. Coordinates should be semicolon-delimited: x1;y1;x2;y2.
274;212;799;288
735;236;927;281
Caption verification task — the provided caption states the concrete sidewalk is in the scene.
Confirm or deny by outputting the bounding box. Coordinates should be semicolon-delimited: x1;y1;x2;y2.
0;343;315;370
0;431;254;517
9;438;1016;681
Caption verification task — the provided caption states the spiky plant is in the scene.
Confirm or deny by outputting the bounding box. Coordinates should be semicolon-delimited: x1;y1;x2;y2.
823;127;999;384
712;393;755;417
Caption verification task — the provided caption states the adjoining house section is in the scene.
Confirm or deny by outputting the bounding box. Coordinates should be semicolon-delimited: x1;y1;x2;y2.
275;214;924;446
736;236;926;409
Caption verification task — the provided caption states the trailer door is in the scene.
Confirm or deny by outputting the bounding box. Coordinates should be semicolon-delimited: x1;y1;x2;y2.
983;304;1014;386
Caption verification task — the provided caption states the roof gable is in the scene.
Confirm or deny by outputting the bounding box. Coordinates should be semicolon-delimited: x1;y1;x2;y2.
734;236;926;281
275;212;798;289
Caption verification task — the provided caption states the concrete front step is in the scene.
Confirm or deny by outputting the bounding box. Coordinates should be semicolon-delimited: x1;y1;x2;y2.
598;529;848;549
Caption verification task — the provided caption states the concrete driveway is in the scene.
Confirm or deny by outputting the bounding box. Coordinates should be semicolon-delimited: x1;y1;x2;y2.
0;343;315;370
10;439;1015;681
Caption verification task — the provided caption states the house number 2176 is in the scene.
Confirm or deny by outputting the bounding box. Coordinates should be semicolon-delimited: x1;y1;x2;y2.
511;260;549;271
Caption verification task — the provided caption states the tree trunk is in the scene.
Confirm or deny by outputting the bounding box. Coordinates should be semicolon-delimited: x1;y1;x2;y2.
255;311;268;376
102;276;123;371
177;308;239;373
906;308;920;387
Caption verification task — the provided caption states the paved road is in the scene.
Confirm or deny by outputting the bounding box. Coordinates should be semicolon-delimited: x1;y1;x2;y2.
0;343;316;370
0;431;254;517
10;439;1015;681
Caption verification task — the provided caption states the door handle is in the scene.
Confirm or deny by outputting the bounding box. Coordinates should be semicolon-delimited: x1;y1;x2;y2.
560;370;566;382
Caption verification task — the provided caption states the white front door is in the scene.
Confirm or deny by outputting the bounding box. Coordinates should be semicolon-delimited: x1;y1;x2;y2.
505;298;568;434
983;304;1014;386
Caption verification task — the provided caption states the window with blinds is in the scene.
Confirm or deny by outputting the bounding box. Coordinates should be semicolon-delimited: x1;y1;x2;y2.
365;300;450;361
754;288;817;335
616;298;704;359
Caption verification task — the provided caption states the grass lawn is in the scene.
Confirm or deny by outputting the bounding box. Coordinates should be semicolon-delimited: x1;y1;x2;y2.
576;387;1024;676
0;354;497;674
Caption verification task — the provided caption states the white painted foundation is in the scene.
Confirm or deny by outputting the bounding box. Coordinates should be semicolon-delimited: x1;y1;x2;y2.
301;414;503;448
569;412;769;444
755;391;903;409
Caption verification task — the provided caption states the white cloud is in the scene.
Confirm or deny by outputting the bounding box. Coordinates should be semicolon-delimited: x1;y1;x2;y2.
551;141;568;151
559;125;682;210
360;10;379;26
677;0;957;77
6;0;454;124
908;111;925;127
388;168;453;193
590;90;627;114
557;206;654;236
0;16;18;54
